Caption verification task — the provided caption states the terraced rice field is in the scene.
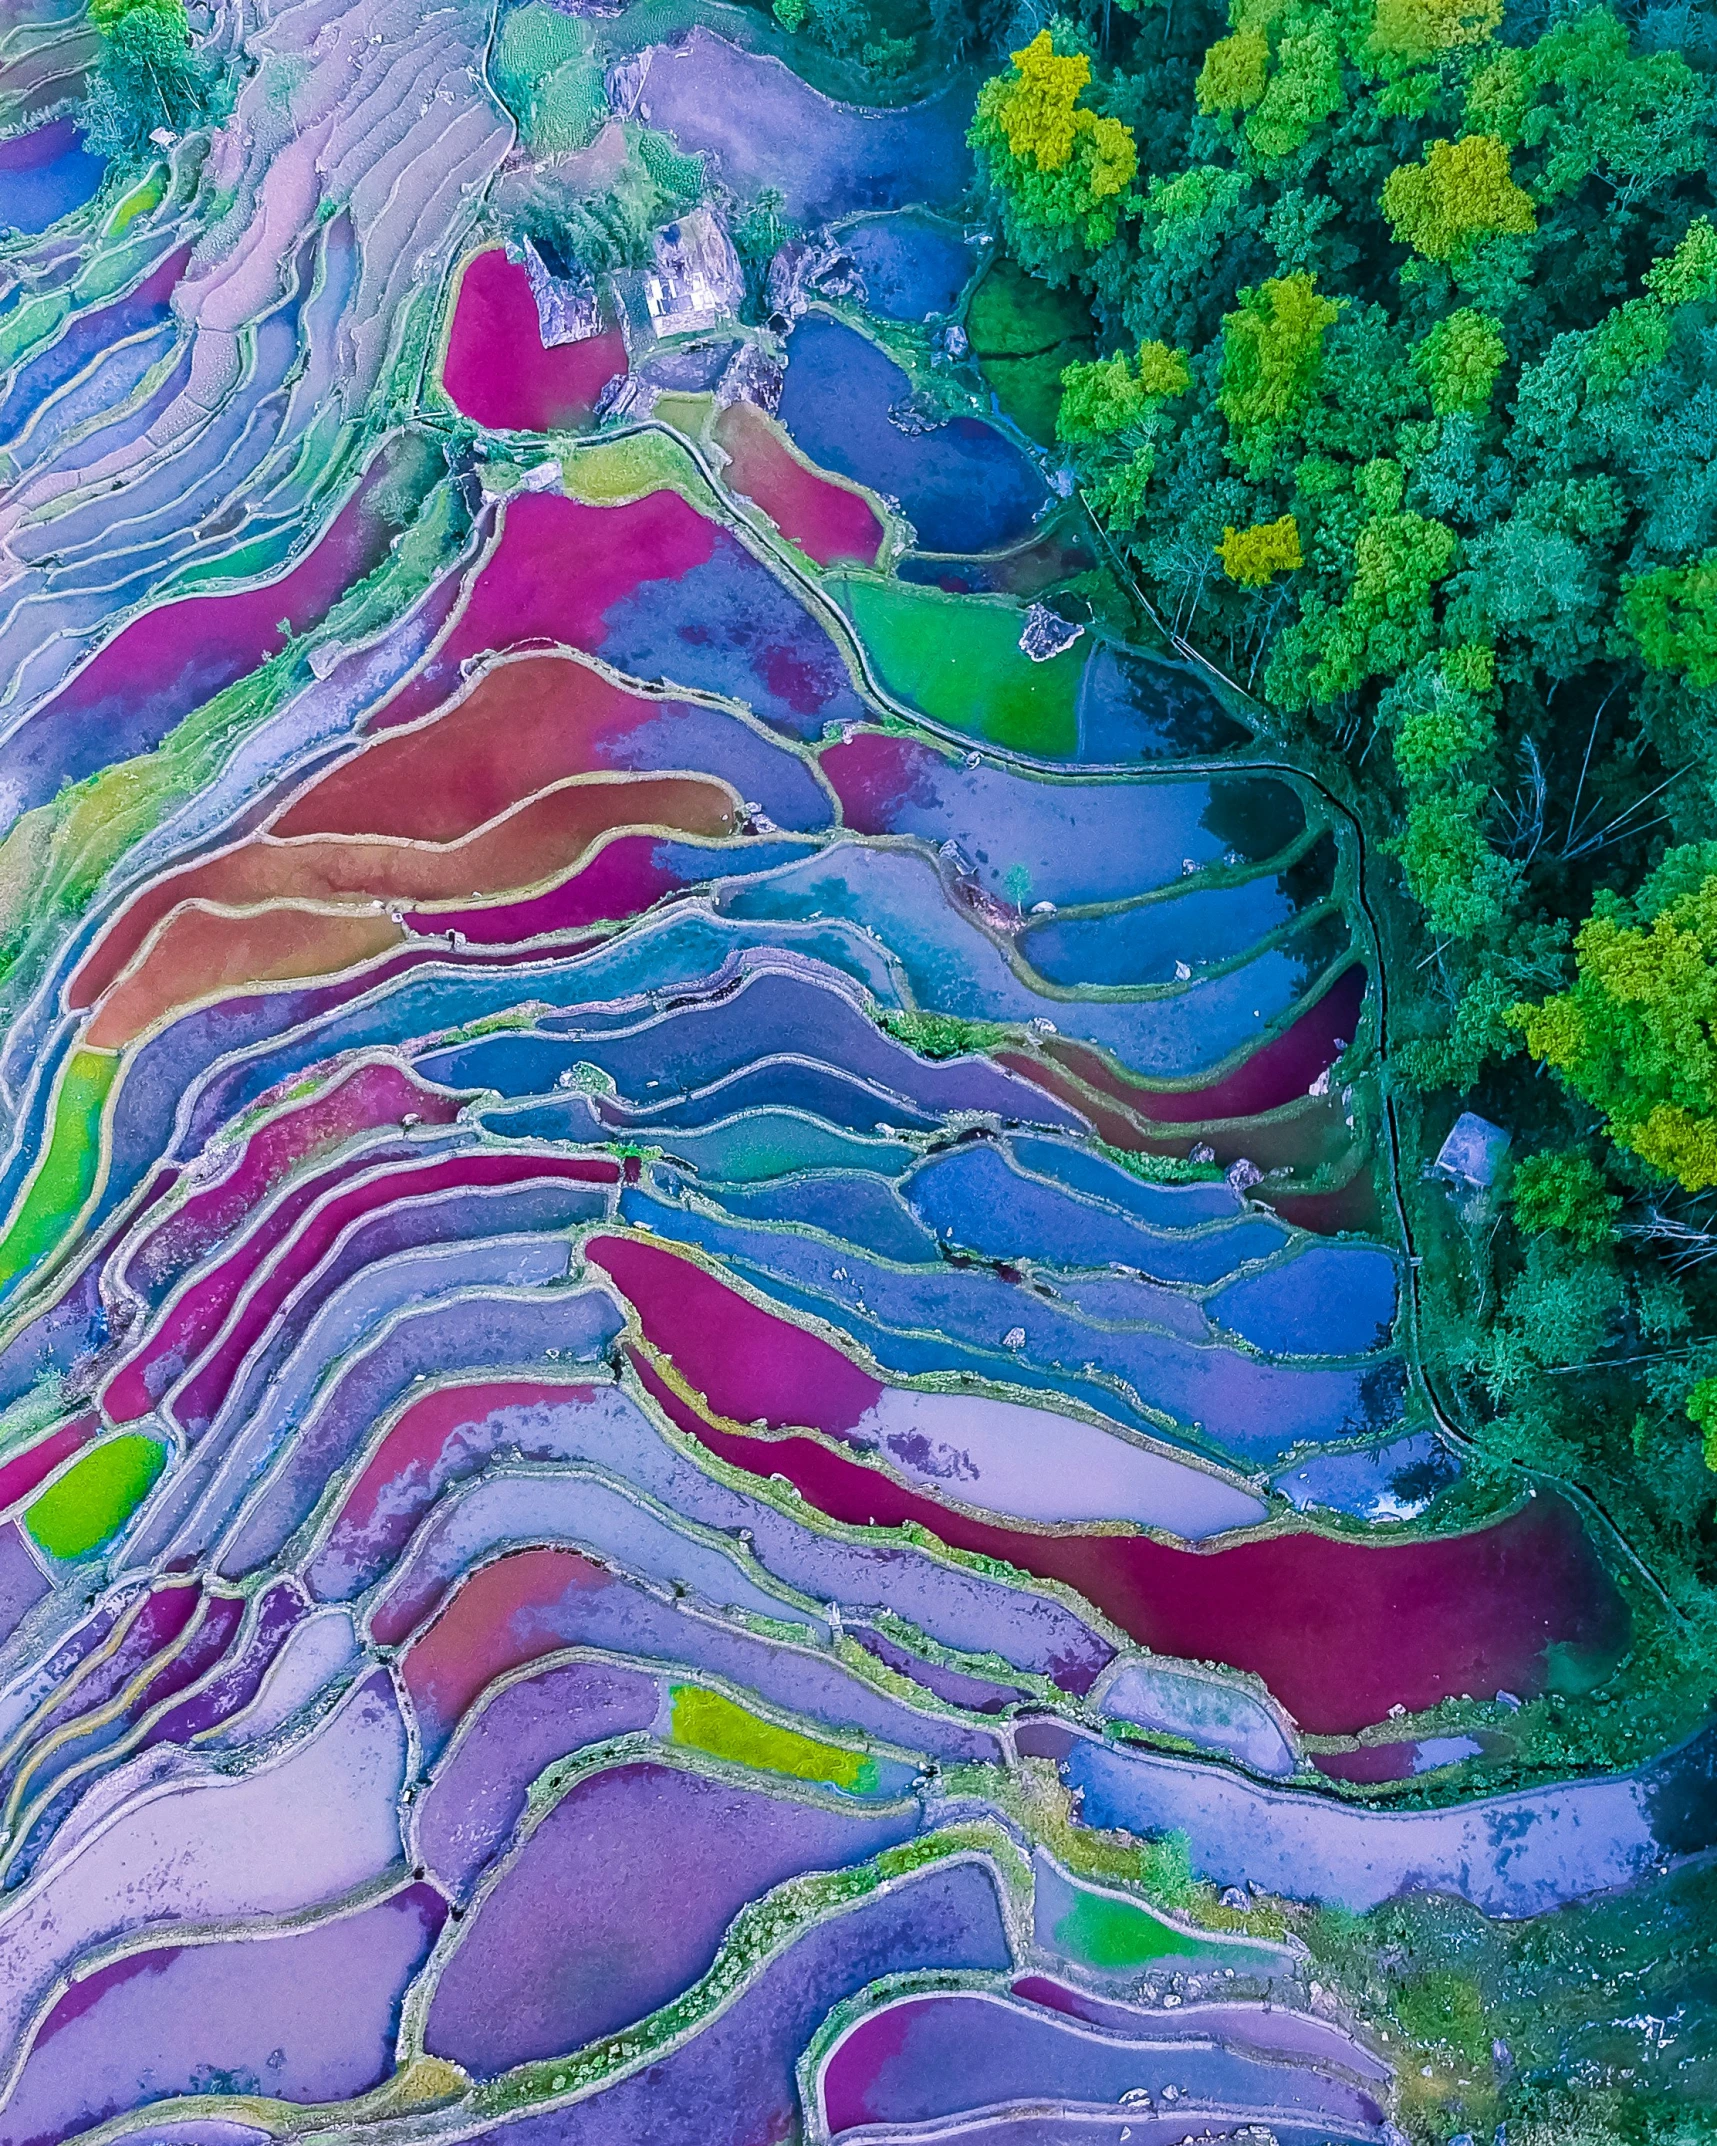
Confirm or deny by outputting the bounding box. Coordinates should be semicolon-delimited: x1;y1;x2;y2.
0;4;1699;2141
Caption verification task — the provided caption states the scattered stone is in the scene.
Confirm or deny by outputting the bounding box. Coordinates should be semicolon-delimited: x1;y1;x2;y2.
1019;602;1085;663
518;236;604;346
715;339;785;416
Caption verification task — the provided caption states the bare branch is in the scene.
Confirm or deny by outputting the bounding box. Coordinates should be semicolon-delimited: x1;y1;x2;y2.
1562;686;1617;856
1496;736;1547;861
1559;765;1694;862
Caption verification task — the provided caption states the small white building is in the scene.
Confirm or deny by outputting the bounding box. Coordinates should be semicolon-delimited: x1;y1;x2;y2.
641;206;743;338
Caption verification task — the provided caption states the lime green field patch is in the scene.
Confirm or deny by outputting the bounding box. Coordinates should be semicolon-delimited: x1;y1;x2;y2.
108;166;168;237
1041;1857;1292;1979
1050;1878;1204;1969
27;1435;168;1560
0;1049;119;1297
563;433;720;513
669;1685;881;1794
833;577;1083;757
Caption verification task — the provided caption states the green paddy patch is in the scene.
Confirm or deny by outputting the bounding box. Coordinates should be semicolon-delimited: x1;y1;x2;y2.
966;258;1096;449
26;1433;168;1560
1050;1877;1203;1968
831;576;1083;757
669;1684;882;1795
0;1048;118;1297
108;166;168;237
1044;1861;1290;1979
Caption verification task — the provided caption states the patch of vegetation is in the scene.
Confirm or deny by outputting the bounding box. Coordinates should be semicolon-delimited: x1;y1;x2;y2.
875;1008;1018;1058
668;1684;884;1793
26;1433;167;1559
967;253;1098;446
491;2;608;157
833;574;1085;754
501;123;703;275
80;0;221;166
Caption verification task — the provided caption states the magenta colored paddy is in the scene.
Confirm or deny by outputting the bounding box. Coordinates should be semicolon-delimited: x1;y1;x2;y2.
126;1591;245;1722
0;1412;97;1513
713;401;884;568
588;1234;882;1437
416;833;719;944
142;1580;307;1747
442;248;627;431
314;1377;599;1598
162;1151;616;1435
1044;964;1368;1126
396;1543;617;1719
619;1331;1627;1734
374;490;719;733
107;1147;413;1426
18;455;402;803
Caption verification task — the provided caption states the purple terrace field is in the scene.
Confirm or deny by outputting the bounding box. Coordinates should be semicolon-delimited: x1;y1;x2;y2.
0;5;1700;2140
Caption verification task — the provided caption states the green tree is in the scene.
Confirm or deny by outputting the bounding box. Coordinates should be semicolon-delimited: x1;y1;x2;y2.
1512;860;1717;1191
1389;657;1496;777
1274;506;1458;700
1381;134;1536;263
1217;513;1303;584
1369;0;1501;66
1058;341;1190;527
1411;308;1506;416
1645;217;1717;308
970;31;1139;278
1511;1152;1622;1250
1494;8;1710;207
81;0;216;160
1686;1375;1717;1470
1218;271;1342;475
1058;342;1189;437
1389;782;1522;936
1245;18;1344;164
1624;555;1717;690
1196;30;1269;116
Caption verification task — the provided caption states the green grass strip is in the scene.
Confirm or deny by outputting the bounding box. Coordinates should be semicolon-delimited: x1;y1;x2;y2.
27;1434;168;1559
669;1684;882;1794
0;1048;118;1296
1050;1876;1205;1969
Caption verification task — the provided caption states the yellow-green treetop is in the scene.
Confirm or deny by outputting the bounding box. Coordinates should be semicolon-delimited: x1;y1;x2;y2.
1218;515;1304;584
1381;133;1536;260
1513;873;1717;1191
1370;0;1502;65
1197;31;1270;114
988;30;1137;191
1218;272;1342;464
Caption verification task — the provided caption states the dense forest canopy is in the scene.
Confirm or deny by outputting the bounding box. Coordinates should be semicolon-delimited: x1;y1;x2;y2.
962;0;1717;1079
